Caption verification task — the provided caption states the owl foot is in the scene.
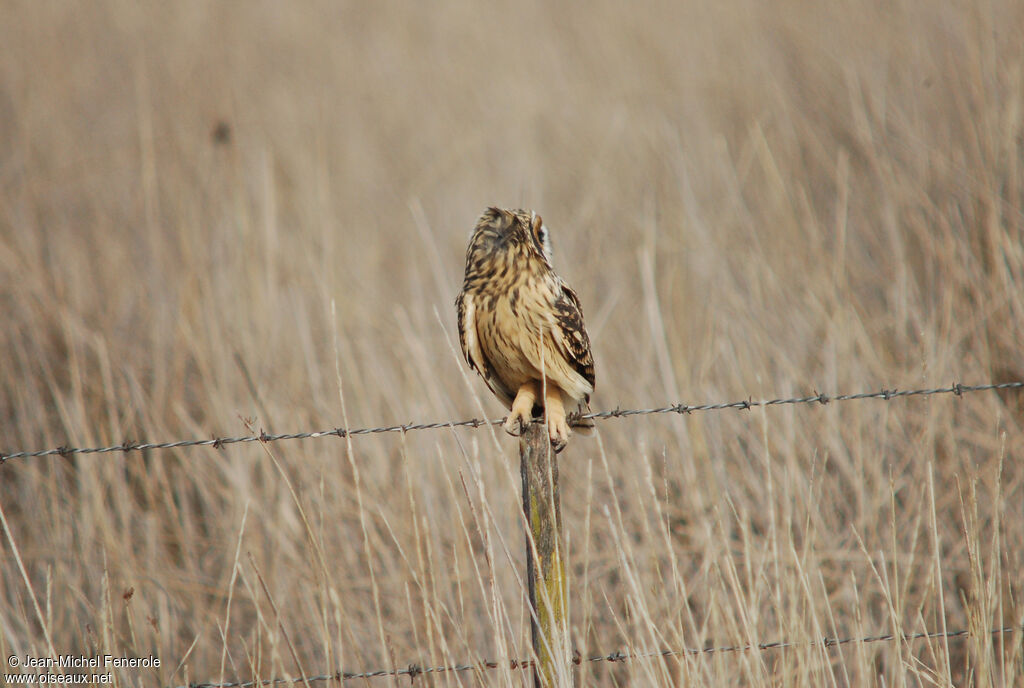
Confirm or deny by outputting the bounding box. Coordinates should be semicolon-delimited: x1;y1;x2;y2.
548;417;570;453
503;412;528;437
505;381;540;437
544;383;570;453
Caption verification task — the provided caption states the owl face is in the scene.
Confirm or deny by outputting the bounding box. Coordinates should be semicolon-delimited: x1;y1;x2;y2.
465;208;554;279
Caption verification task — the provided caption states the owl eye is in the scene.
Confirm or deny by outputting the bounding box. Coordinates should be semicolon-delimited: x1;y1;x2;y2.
536;225;547;243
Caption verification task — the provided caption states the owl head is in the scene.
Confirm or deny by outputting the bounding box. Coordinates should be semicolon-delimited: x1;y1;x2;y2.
467;207;554;269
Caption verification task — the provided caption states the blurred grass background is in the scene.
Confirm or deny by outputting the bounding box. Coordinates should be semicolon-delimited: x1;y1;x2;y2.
1;1;1022;685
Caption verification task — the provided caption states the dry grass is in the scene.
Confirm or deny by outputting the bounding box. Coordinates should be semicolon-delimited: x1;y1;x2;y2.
1;2;1023;686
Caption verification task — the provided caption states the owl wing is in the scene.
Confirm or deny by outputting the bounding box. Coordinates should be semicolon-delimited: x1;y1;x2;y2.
456;290;516;408
552;282;596;399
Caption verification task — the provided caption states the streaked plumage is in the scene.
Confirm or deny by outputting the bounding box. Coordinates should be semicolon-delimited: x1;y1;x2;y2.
456;207;595;451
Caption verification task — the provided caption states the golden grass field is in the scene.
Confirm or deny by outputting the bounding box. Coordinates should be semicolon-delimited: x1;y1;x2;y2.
2;2;1023;686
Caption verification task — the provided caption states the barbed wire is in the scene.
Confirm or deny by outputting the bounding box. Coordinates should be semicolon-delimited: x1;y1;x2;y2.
2;381;1021;465
179;625;1021;687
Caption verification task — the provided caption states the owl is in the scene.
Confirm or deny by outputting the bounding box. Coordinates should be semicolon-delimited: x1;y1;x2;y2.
456;207;595;452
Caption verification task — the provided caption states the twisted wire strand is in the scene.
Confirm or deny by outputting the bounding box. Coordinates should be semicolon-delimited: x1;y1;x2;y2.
179;625;1021;687
2;381;1021;464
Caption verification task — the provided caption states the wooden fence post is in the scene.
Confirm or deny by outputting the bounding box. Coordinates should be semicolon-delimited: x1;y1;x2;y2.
520;421;572;688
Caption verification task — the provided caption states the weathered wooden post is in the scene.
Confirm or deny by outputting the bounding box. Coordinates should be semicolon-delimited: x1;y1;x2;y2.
520;421;572;688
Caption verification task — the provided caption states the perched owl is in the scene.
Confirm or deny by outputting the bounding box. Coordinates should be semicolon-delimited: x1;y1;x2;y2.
456;207;595;452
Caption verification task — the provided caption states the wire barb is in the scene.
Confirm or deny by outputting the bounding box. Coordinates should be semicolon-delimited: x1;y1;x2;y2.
1;381;1021;464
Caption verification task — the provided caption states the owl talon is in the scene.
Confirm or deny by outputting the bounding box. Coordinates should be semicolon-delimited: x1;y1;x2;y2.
545;389;571;452
503;413;527;437
549;428;569;454
505;382;540;437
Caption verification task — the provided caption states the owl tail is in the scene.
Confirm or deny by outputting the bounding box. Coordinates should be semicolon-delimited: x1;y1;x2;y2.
569;399;596;436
